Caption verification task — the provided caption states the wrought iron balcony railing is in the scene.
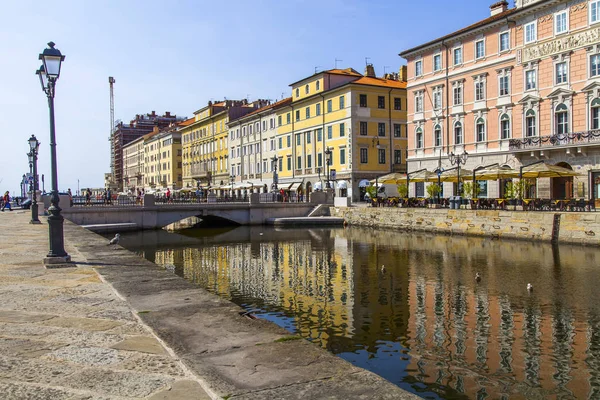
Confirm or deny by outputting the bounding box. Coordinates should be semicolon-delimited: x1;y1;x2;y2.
509;130;600;151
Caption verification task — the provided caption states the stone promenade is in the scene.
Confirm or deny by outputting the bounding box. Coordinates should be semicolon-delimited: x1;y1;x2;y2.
0;210;419;399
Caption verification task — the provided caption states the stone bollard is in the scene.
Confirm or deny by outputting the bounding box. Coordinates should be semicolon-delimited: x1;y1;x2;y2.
250;193;260;204
144;194;155;206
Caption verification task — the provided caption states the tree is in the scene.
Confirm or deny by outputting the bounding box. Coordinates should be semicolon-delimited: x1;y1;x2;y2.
397;183;408;198
426;183;441;199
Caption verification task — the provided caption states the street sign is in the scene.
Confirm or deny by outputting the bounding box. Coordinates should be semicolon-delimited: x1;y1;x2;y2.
330;169;337;180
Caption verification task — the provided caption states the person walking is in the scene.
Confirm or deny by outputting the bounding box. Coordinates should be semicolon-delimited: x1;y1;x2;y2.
85;188;91;206
166;188;171;204
67;188;73;207
1;191;12;211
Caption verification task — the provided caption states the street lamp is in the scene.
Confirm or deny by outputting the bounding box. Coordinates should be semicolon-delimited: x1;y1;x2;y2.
271;155;278;191
448;151;468;196
36;42;70;265
28;135;41;224
21;174;26;198
324;147;332;189
229;174;235;199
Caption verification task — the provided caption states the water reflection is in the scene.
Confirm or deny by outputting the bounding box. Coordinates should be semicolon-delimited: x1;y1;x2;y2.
121;227;600;399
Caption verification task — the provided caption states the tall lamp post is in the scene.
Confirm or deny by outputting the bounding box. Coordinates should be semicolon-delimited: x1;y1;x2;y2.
324;147;332;189
448;151;468;196
229;174;235;199
271;155;278;191
36;42;71;265
28;135;41;224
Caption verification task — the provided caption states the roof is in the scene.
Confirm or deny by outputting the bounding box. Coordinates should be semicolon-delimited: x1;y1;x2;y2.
352;76;406;89
178;117;195;127
230;97;293;122
399;7;517;57
288;67;362;86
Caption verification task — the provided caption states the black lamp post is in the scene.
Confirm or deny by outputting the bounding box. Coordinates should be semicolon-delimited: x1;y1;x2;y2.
230;174;235;199
21;174;26;198
271;155;278;191
28;135;41;224
324;147;332;189
36;42;71;265
448;151;468;196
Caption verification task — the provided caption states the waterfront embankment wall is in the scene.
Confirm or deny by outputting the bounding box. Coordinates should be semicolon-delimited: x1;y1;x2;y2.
332;207;600;246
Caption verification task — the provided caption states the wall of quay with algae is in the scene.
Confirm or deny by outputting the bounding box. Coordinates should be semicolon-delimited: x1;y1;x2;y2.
332;207;600;246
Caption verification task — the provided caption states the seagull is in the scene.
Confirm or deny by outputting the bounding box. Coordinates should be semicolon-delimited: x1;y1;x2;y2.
259;233;264;236
381;265;386;274
108;233;120;249
527;283;533;292
475;273;481;283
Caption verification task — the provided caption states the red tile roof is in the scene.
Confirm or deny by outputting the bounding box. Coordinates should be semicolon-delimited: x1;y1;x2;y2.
178;117;195;127
352;76;406;89
235;97;293;120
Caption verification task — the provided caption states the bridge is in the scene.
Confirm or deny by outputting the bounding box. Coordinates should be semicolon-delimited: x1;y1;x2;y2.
61;192;331;230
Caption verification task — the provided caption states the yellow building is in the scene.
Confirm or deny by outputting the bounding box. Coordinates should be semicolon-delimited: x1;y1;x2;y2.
275;65;407;201
182;100;266;188
143;124;183;191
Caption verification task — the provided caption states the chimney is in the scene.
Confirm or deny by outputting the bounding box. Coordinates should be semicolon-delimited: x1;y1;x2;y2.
490;1;508;16
398;66;408;82
364;64;376;78
165;111;171;117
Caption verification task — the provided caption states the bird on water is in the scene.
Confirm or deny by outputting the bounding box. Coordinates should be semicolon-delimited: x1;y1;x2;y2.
475;272;481;283
527;283;533;292
381;265;386;274
108;233;120;249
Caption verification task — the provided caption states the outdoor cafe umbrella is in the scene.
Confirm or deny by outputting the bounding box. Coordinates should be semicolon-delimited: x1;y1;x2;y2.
473;165;520;181
370;172;407;184
438;168;473;183
520;162;581;178
407;170;437;182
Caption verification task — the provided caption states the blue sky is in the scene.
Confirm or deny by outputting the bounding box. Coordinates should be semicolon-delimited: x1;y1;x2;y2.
0;0;508;195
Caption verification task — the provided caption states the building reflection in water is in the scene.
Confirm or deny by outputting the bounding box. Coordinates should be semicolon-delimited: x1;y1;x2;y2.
134;227;600;399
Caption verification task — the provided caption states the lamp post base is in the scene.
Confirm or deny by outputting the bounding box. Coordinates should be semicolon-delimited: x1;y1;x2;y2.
43;255;72;269
29;220;42;225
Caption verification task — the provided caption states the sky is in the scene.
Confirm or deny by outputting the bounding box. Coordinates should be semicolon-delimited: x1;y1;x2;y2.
0;0;508;195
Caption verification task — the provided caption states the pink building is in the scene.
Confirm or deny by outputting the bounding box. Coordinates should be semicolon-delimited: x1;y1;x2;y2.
400;0;600;201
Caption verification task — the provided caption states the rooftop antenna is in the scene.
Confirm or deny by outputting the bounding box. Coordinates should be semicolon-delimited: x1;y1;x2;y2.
281;92;285;100
314;66;322;74
365;57;372;66
384;66;391;74
335;58;343;68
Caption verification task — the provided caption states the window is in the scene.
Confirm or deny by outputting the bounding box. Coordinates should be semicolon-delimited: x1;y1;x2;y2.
316;103;321;116
556;104;569;134
434;125;442;147
475;81;485;101
340;148;346;165
476;118;485;142
278;158;283;171
415;60;423;76
296;110;300;121
394;150;402;165
378;96;385;109
525;22;537;44
500;32;510;52
360;121;368;136
416;128;424;149
526;70;536;90
359;94;367;107
307;154;312;168
286;156;291;171
592;0;600;24
454;122;463;144
591;54;600;77
327;126;333;139
415;93;424;112
278;137;282;149
296;134;301;145
286;113;291;124
305;84;309;94
360;148;368;163
339;123;345;137
339;96;345;109
306;132;311;144
327;100;332;112
378;123;386;136
453;47;462;66
318;153;322;167
592;99;600;129
317;129;322;142
555;11;568;35
433;89;442;110
475;40;485;59
297;156;302;169
453;86;462;105
394;98;401;110
500;114;511;139
526;109;537;137
295;88;299;98
499;76;510;96
286;135;291;147
433;54;442;71
394;124;401;137
378;149;386;164
556;62;567;84
305;107;310;119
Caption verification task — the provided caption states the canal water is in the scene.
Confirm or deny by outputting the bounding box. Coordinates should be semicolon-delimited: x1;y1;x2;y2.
118;226;600;399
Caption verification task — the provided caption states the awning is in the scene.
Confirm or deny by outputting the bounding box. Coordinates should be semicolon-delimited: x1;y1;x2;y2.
358;179;370;188
314;181;323;190
289;182;303;191
337;180;348;189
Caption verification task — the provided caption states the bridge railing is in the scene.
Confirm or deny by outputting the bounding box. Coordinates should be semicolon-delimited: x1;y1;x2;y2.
72;195;139;207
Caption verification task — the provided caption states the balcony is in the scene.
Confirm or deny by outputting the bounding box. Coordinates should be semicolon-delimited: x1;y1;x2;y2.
509;130;600;152
190;164;211;179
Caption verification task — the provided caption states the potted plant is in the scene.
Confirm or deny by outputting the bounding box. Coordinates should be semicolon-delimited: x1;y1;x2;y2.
426;183;441;208
460;181;480;208
397;183;408;199
365;185;377;205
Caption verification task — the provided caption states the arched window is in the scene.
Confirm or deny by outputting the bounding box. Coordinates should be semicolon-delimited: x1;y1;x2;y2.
591;98;600;130
295;88;300;98
454;122;463;144
305;84;309;94
476;118;486;142
555;103;569;135
416;128;424;149
500;114;511;139
316;81;320;91
526;109;536;137
434;124;442;147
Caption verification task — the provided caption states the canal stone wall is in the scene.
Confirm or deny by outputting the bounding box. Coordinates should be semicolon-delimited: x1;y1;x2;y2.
332;207;600;246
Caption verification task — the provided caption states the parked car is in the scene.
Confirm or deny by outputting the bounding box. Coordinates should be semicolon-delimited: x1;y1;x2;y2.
21;199;32;209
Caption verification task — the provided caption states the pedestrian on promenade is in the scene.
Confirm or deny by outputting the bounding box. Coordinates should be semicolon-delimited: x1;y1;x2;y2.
67;188;73;206
85;188;91;206
166;188;171;203
136;189;142;205
106;188;112;205
1;191;12;211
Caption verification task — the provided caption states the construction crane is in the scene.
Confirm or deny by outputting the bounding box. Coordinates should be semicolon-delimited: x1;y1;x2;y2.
108;77;115;179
